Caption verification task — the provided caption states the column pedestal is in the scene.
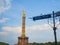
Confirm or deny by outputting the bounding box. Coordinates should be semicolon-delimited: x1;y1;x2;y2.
18;37;28;45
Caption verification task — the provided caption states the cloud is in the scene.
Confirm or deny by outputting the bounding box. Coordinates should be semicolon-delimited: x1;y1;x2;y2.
27;24;52;31
0;32;7;35
0;18;9;23
2;26;22;33
1;23;60;35
2;24;52;33
0;0;11;13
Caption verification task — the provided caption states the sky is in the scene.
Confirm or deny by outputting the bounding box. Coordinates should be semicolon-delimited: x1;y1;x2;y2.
0;0;60;45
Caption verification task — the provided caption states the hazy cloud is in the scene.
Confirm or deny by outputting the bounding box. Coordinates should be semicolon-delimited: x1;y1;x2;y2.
0;0;11;13
1;23;60;35
2;24;52;33
0;18;9;23
2;26;22;33
0;32;7;35
27;24;52;31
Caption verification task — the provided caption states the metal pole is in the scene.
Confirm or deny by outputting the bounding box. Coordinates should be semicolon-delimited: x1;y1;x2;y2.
53;11;57;45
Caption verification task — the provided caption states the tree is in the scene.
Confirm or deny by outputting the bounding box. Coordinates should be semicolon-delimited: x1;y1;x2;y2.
0;42;9;45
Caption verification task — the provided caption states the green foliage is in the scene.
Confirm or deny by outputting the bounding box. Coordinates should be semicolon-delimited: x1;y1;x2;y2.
0;42;9;45
29;42;60;45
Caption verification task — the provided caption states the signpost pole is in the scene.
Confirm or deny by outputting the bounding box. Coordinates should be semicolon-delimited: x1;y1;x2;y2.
53;11;57;45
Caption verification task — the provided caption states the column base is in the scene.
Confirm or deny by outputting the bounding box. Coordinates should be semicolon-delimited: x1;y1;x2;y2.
17;36;29;45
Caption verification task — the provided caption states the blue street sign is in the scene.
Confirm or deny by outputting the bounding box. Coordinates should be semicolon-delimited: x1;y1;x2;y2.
32;11;60;21
55;11;60;17
33;14;51;21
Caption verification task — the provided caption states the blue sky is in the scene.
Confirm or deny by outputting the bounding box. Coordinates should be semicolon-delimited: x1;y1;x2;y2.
0;0;60;45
